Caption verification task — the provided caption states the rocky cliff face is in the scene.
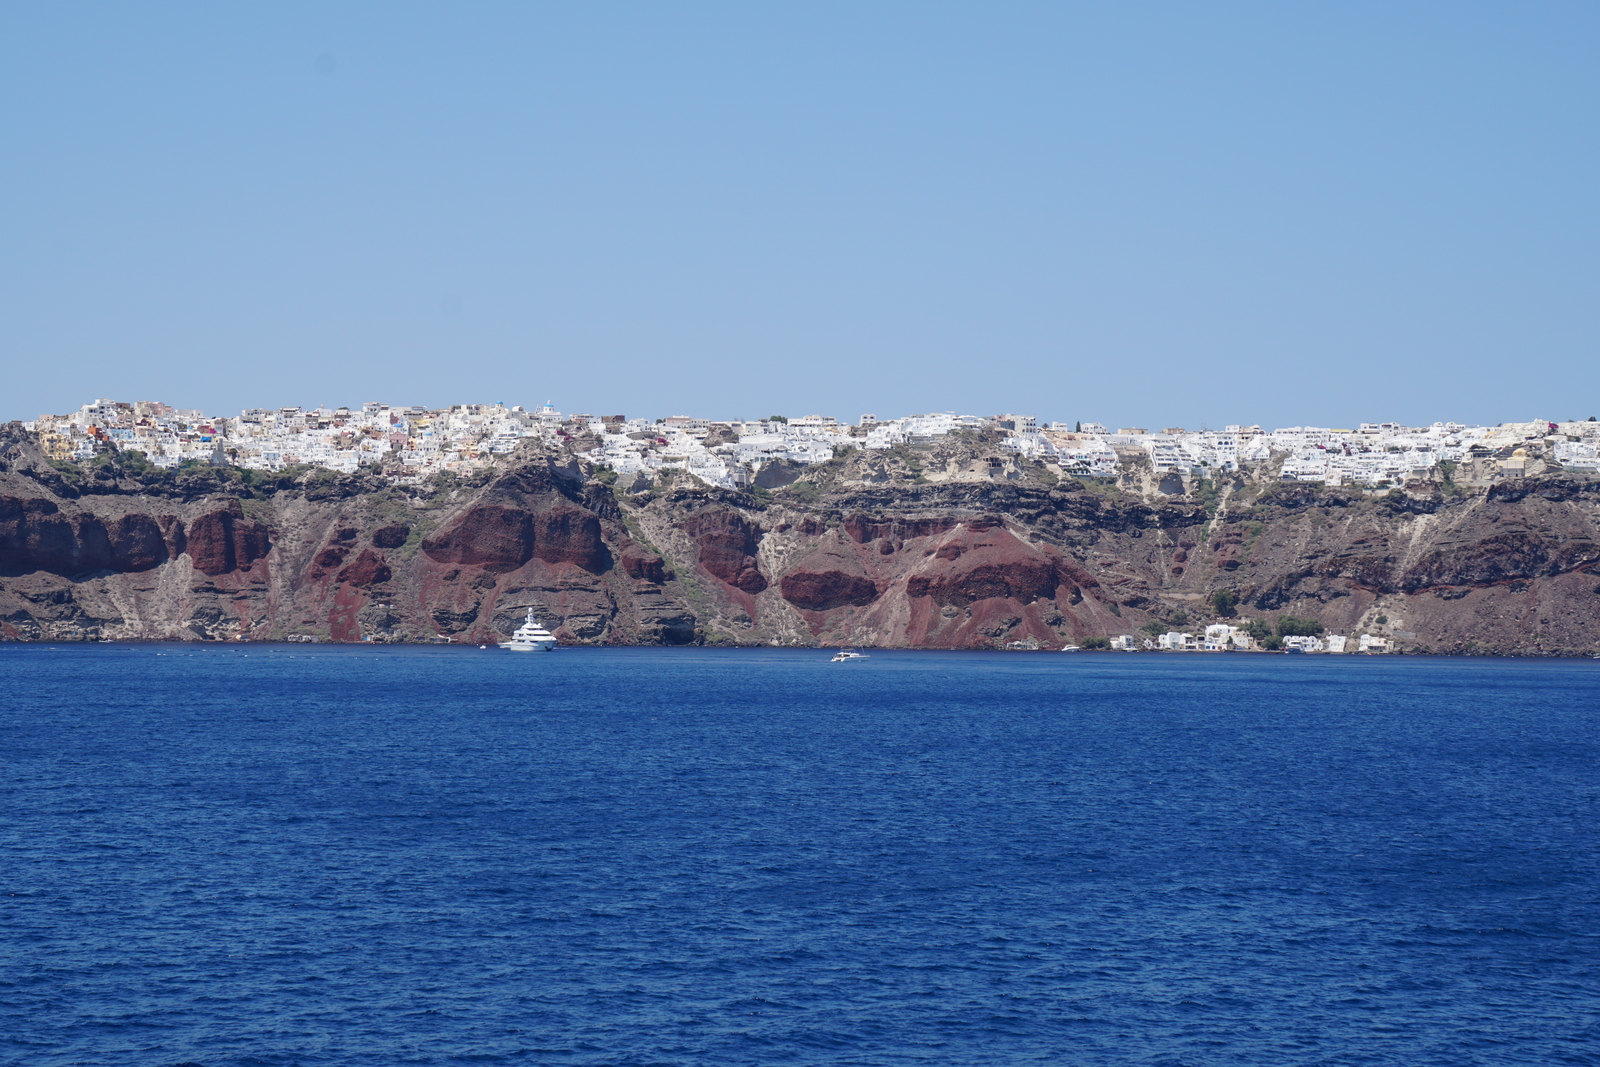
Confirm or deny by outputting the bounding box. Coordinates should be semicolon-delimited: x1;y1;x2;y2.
3;425;1598;655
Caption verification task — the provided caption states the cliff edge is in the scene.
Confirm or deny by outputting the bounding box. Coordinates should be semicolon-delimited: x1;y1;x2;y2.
3;424;1598;655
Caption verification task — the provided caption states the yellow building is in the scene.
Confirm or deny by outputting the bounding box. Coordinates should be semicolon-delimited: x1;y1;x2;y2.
39;432;75;462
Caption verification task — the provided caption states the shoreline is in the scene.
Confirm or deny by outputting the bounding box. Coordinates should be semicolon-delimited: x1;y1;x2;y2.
5;638;1596;660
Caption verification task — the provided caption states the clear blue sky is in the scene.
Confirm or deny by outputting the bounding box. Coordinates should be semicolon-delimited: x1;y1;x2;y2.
3;2;1597;428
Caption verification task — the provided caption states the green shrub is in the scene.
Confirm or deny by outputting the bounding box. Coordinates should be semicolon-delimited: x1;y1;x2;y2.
1276;616;1324;637
49;459;84;481
1081;636;1110;649
118;449;154;474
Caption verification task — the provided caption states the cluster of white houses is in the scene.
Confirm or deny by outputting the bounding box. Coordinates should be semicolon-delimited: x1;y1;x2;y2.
1007;419;1600;486
24;399;1600;490
1110;625;1393;654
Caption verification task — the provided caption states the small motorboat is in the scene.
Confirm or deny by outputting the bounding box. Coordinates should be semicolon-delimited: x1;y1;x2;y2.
1059;644;1082;652
831;649;868;663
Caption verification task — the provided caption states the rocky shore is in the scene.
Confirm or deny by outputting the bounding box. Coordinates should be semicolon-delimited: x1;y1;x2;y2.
2;424;1598;656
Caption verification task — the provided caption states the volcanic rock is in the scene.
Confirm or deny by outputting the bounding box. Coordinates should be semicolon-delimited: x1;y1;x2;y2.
682;509;767;593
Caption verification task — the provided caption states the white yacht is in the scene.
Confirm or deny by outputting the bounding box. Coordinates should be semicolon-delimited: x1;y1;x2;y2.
831;649;868;662
1059;644;1082;652
500;609;558;652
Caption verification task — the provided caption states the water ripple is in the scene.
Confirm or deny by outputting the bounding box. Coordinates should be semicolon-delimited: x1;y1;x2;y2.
2;646;1598;1065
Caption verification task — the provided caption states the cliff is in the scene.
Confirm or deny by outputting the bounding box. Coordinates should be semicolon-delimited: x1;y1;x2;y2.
3;425;1598;655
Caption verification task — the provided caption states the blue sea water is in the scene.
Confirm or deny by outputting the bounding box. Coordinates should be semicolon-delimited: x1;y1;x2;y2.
2;646;1598;1067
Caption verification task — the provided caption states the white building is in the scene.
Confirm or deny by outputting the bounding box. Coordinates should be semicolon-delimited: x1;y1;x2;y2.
1204;623;1254;650
1554;440;1600;472
1282;635;1325;653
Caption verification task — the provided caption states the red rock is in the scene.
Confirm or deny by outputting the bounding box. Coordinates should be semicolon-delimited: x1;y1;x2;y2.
371;524;409;549
842;515;958;543
107;514;168;572
621;546;670;583
1053;558;1101;592
780;569;880;610
422;503;609;574
422;506;534;569
682;509;767;593
0;496;76;574
187;502;272;576
531;505;609;572
0;496;185;575
313;546;350;570
328;582;366;642
908;557;1058;606
338;548;392;587
906;527;1063;606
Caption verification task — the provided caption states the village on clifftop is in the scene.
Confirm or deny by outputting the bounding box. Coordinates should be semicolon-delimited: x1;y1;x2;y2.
25;398;1600;492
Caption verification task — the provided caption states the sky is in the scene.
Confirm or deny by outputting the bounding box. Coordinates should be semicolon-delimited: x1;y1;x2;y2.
3;2;1598;429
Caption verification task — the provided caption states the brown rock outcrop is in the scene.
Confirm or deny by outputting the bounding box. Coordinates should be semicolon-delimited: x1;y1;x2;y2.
422;505;534;569
1400;532;1600;592
421;502;609;574
530;505;609;573
338;548;392;587
106;514;170;572
620;545;670;583
187;503;272;576
682;509;766;593
372;525;409;549
843;514;959;543
313;545;350;571
1313;551;1396;592
1;496;188;576
780;570;880;611
907;530;1063;606
0;497;94;575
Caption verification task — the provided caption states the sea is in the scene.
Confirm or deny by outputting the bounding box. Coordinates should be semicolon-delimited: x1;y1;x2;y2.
2;645;1597;1067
